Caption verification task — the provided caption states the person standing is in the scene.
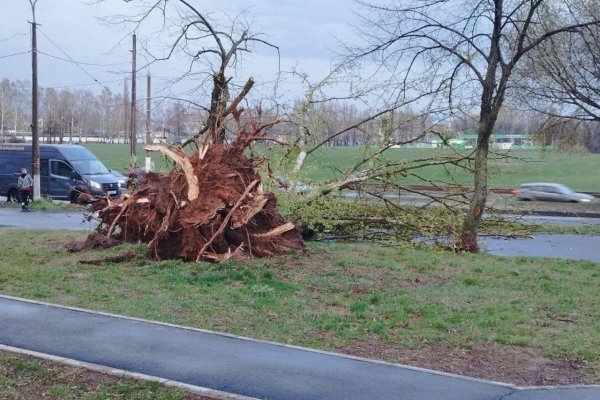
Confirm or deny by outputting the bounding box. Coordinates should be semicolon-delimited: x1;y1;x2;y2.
18;168;33;211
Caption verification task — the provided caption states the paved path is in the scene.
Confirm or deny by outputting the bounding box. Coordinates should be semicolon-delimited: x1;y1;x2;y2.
0;208;94;230
1;296;598;400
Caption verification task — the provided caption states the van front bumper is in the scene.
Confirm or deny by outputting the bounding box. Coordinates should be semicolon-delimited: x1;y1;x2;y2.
89;188;121;198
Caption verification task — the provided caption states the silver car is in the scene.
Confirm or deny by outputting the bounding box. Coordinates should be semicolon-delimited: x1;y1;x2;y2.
514;183;597;203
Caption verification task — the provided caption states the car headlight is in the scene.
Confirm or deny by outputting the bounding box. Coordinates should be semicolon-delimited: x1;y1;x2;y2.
118;179;126;188
580;199;591;202
89;181;102;190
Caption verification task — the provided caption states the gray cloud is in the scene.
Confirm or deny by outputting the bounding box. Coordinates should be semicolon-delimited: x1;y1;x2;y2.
0;0;366;97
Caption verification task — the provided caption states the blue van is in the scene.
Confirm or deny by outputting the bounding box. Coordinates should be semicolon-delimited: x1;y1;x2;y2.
0;144;121;203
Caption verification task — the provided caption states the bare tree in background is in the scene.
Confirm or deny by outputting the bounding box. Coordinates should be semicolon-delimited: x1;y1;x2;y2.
353;0;600;250
517;1;600;151
0;79;12;139
100;0;278;144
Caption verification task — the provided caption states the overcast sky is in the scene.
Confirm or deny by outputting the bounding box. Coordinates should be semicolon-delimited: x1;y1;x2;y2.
0;0;365;103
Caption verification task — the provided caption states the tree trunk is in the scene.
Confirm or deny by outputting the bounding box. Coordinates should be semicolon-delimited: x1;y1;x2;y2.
293;150;307;172
208;72;229;143
292;126;309;173
458;136;489;251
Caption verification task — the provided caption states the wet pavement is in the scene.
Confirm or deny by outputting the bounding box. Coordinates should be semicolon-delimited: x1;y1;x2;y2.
0;208;94;230
483;234;600;263
1;295;599;400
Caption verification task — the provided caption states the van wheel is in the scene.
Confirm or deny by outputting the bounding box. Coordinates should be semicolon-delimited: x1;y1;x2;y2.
7;189;19;203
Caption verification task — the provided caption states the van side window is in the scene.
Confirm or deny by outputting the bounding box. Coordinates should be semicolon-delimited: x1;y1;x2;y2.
51;160;73;178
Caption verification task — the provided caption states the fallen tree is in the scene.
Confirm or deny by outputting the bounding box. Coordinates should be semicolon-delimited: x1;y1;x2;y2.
71;0;304;262
82;106;303;262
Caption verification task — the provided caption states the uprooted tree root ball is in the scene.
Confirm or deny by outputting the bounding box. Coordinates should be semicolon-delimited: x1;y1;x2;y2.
81;142;304;262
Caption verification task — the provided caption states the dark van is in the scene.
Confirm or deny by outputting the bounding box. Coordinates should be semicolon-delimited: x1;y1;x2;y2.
0;144;121;203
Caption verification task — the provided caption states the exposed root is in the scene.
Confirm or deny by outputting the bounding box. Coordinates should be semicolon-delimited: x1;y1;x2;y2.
78;250;137;265
85;141;303;262
146;145;200;201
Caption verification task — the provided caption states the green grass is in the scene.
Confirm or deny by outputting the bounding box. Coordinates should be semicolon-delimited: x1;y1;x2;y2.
83;144;173;174
531;223;600;235
83;144;600;191
298;147;600;190
0;351;204;400
1;230;599;381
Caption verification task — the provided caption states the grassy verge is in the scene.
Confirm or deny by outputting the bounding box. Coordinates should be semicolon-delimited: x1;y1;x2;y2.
530;223;600;235
0;230;599;384
0;351;211;400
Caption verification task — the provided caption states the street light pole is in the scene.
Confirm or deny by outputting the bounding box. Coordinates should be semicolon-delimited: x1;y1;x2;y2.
29;0;40;200
130;33;137;169
145;74;151;171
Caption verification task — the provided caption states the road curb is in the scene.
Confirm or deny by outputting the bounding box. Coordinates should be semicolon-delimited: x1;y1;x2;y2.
0;344;260;400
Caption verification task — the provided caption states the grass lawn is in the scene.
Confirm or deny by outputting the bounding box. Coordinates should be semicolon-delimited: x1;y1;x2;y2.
0;230;599;385
83;144;600;191
0;351;211;400
83;144;172;174
300;147;600;190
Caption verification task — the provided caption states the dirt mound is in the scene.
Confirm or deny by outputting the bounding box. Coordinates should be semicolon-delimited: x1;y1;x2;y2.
67;232;121;252
86;141;303;262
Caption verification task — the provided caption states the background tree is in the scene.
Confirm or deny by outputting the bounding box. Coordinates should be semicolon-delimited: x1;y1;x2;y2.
0;79;13;139
100;0;278;145
353;0;600;250
517;2;600;151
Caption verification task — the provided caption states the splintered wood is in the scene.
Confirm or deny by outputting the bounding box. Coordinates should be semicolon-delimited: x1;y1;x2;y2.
83;143;303;262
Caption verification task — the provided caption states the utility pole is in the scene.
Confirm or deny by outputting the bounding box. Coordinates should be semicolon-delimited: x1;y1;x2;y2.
145;74;151;171
130;33;137;169
29;0;40;200
123;78;128;144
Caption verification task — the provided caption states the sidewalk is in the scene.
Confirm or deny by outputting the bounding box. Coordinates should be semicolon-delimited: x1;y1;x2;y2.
0;208;94;230
0;295;599;400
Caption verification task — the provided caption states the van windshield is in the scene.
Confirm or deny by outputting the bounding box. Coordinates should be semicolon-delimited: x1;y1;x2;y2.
70;159;110;175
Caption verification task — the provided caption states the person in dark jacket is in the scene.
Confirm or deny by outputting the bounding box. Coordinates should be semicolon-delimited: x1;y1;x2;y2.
17;167;33;211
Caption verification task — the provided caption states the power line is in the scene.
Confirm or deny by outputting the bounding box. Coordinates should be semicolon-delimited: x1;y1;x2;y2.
0;50;31;59
34;29;148;120
38;50;129;67
45;79;124;90
0;32;29;42
37;27;115;92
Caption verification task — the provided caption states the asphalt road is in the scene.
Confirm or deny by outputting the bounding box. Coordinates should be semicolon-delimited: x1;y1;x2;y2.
0;208;94;230
1;296;599;400
483;234;600;263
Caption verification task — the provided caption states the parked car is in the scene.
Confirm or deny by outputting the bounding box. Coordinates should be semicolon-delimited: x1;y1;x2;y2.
0;144;121;203
512;183;597;203
109;170;128;189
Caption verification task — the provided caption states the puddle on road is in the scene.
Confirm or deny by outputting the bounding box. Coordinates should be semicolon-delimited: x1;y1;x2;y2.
482;234;600;263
